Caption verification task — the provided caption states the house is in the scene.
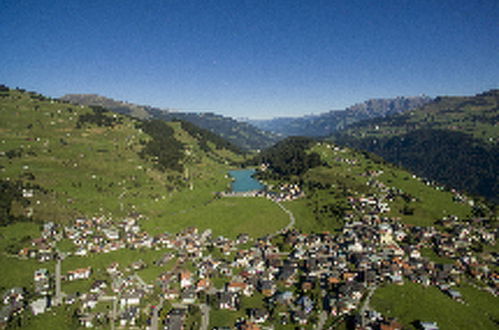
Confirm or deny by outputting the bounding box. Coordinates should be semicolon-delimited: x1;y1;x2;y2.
250;308;269;323
196;278;210;292
106;262;120;275
34;269;50;295
2;288;24;305
179;270;192;288
65;294;78;305
67;267;91;281
164;289;180;300
181;288;196;304
219;292;238;310
388;274;404;285
81;294;98;309
447;290;463;302
30;297;49;315
34;268;49;282
297;295;314;314
259;280;276;297
75;247;88;256
379;224;394;245
165;310;185;330
239;320;261;330
130;259;146;270
410;249;422;259
119;307;138;327
301;279;314;292
227;282;252;296
293;310;308;324
120;291;141;306
102;228;119;240
419;321;439;330
79;313;95;328
379;319;403;330
90;280;107;293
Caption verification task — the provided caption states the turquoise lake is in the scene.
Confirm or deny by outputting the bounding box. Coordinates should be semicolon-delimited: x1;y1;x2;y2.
228;169;265;192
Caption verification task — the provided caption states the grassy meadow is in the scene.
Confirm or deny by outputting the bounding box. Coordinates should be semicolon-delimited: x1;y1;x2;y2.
371;282;499;330
143;197;289;239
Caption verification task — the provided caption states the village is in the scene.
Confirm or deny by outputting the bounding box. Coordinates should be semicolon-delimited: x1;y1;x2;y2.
1;172;497;330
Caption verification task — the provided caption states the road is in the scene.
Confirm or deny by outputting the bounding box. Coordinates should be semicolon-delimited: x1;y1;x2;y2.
359;285;378;328
98;296;117;330
132;273;149;291
150;297;164;330
199;303;210;330
271;201;296;237
315;311;327;330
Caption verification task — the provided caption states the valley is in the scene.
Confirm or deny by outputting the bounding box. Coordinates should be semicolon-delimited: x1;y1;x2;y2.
0;86;497;329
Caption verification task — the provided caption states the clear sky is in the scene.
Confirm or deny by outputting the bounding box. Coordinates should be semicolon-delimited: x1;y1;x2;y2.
1;0;497;119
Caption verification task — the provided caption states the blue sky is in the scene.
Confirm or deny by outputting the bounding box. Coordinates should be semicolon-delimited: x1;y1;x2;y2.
1;0;497;119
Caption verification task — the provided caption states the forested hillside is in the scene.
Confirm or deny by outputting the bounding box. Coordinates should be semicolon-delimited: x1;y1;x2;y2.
247;136;322;178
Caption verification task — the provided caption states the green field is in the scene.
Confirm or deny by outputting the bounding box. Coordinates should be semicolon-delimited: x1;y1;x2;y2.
22;304;80;330
379;169;472;226
0;222;53;291
284;198;343;233
371;282;499;330
143;197;289;239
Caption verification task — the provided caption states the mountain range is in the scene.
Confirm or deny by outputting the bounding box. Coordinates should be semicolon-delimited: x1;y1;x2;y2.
248;95;433;137
61;91;499;203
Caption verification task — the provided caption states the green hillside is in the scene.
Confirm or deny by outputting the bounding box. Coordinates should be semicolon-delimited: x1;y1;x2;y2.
333;90;499;203
0;86;291;243
0;86;246;226
61;93;281;151
252;139;477;233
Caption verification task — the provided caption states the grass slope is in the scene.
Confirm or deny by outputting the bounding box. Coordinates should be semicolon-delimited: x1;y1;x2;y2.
282;143;472;233
0;87;251;236
61;93;281;151
371;282;499;330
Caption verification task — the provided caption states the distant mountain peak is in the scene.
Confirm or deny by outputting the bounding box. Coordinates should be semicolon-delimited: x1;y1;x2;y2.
249;95;433;137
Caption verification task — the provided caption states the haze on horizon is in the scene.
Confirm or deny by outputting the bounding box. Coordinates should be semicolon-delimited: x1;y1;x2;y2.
1;0;497;119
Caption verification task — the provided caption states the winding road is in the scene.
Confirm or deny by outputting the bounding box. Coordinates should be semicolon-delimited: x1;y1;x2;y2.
272;201;296;237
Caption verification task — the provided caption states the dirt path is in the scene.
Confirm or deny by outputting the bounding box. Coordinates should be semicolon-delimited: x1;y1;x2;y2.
269;201;296;238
